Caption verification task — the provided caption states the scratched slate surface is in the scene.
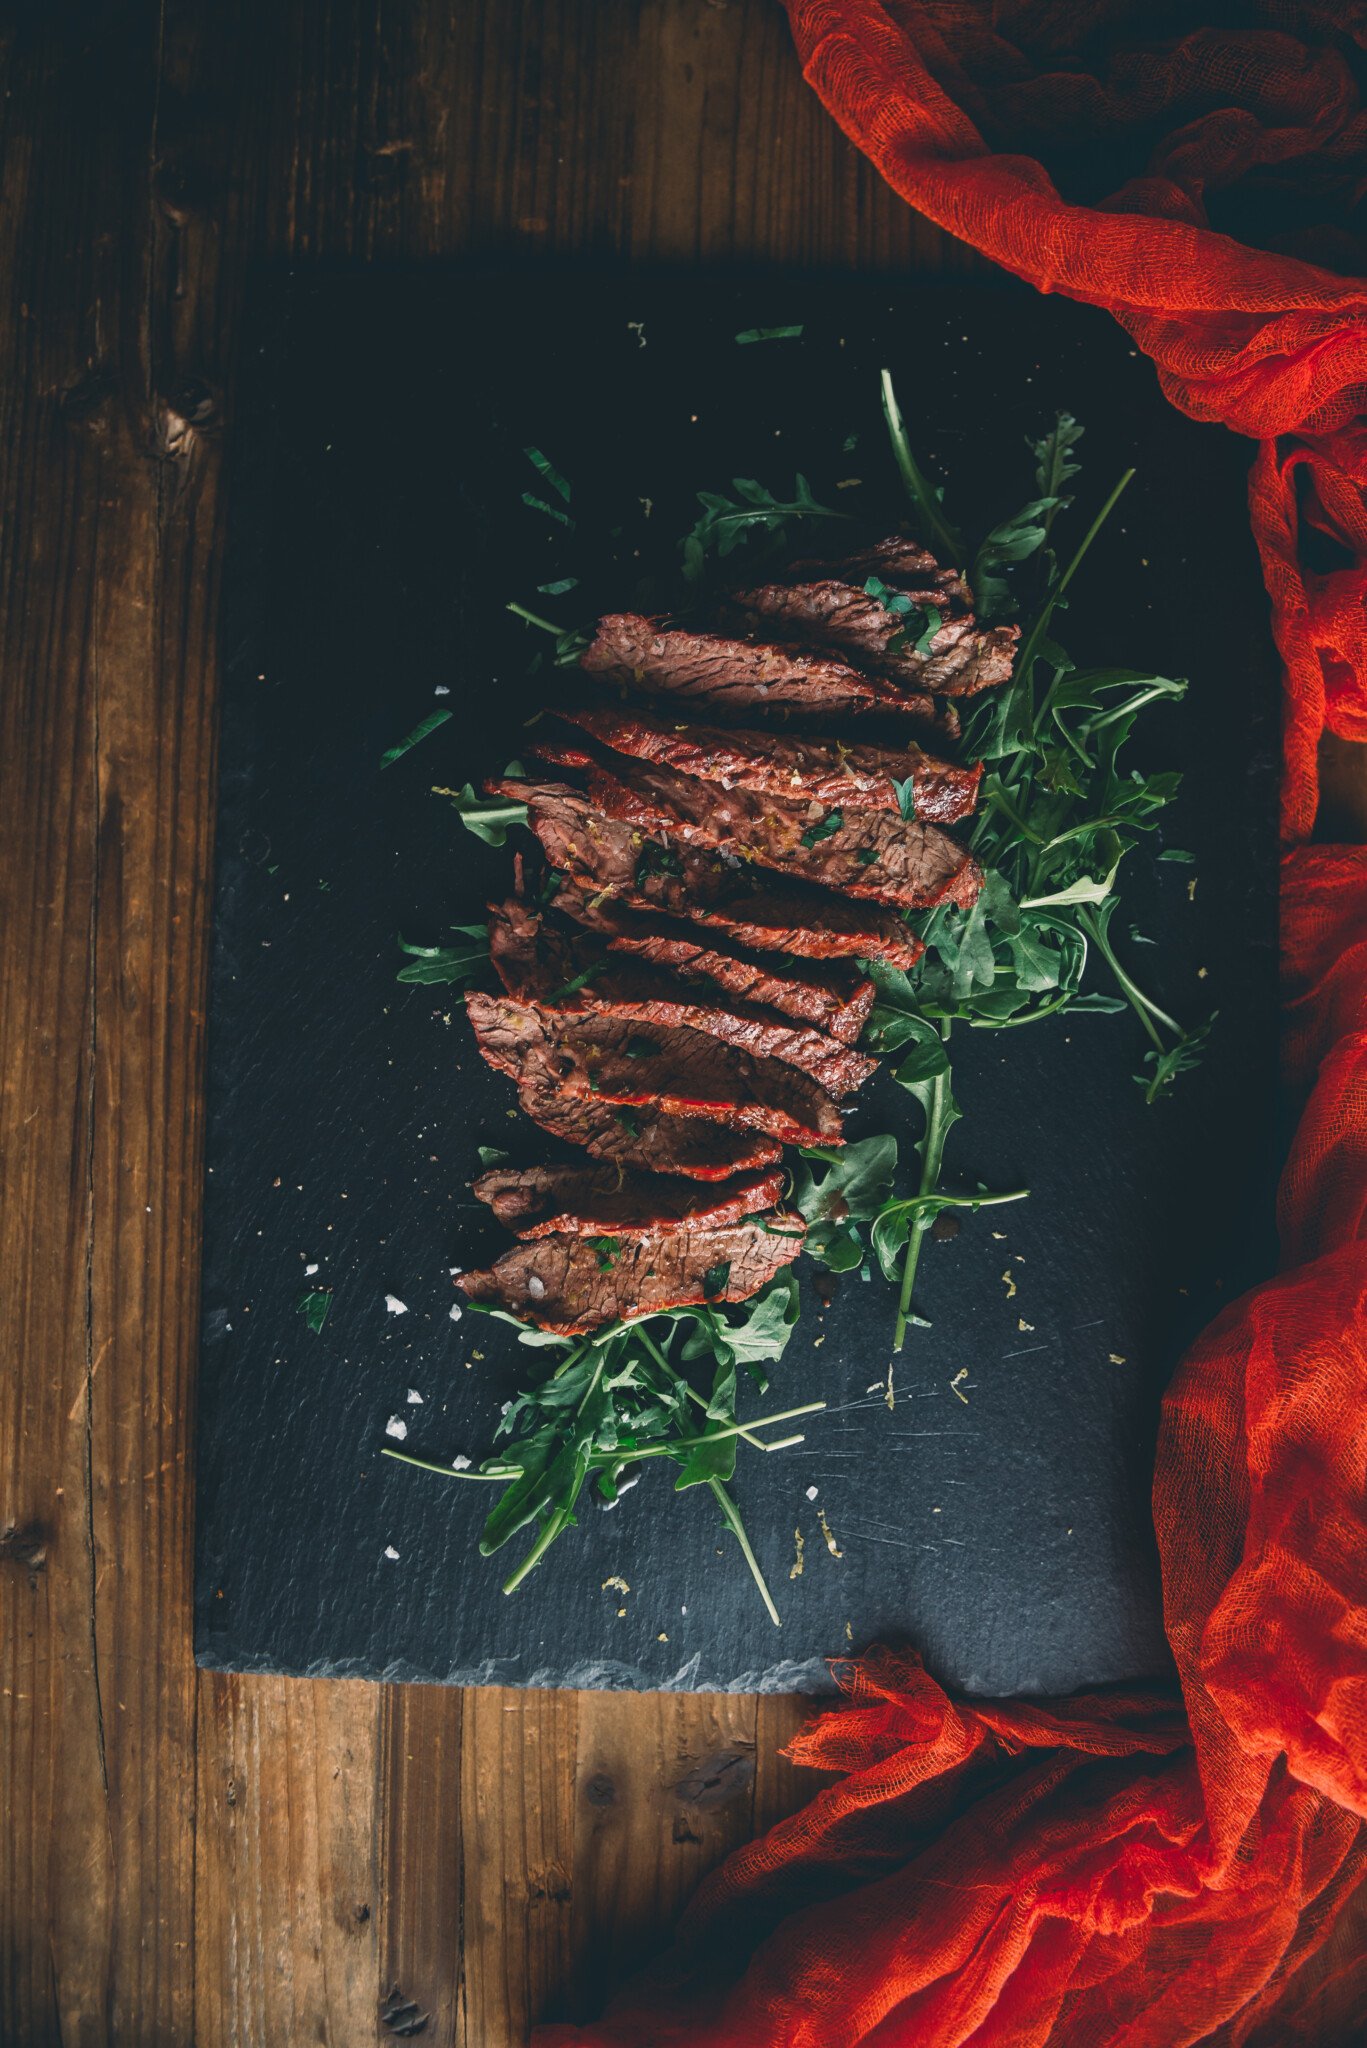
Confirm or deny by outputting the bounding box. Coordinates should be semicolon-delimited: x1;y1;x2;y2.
195;271;1278;1695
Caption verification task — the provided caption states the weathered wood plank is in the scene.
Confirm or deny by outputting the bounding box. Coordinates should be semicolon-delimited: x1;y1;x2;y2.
377;1684;465;2048
193;1673;382;2047
462;1686;579;2046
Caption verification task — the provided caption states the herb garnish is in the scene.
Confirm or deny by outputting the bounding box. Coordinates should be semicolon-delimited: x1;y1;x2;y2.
297;1289;332;1335
397;1277;814;1623
380;707;453;770
800;808;843;849
681;474;848;587
396;925;489;986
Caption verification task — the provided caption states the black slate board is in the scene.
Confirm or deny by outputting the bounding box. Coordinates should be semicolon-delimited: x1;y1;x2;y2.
195;269;1278;1695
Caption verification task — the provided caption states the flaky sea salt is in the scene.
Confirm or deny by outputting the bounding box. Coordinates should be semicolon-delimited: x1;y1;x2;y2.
385;1294;408;1315
385;1415;408;1441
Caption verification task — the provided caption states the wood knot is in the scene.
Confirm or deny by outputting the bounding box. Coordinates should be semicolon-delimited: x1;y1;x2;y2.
527;1863;572;1903
583;1770;616;1807
159;376;219;456
1;1521;47;1579
672;1747;755;1810
154;156;213;227
362;138;413;195
59;366;115;433
380;1985;429;2037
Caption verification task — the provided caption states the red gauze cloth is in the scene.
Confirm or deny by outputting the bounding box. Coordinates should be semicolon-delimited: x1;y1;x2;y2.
537;7;1367;2042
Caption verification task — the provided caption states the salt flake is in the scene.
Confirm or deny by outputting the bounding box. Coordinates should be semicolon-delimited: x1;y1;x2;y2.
385;1415;408;1441
385;1294;408;1315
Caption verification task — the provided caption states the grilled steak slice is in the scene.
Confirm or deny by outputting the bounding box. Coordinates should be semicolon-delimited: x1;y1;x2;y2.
542;703;981;825
516;1070;780;1180
580;613;946;725
552;881;876;1043
582;758;981;914
467;990;843;1146
787;537;973;608
472;1162;786;1238
727;581;1018;697
494;778;924;968
460;1213;804;1334
487;898;876;1097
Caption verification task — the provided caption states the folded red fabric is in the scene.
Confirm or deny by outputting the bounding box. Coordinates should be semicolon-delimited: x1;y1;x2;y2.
536;7;1367;2040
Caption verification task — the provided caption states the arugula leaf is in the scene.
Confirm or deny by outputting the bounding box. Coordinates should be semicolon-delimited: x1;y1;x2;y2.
443;776;529;847
524;446;572;503
879;368;965;567
800;809;843;848
297;1289;332;1335
396;923;489;986
790;1135;898;1272
735;325;804;343
681;474;848;587
380;708;453;770
701;1259;732;1301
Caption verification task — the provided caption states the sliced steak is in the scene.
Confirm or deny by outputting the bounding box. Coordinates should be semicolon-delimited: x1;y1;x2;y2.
727;581;1018;697
467;990;843;1146
460;1213;804;1335
582;758;981;913
579;613;946;725
516;1071;780;1180
472;1162;786;1239
553;881;876;1043
487;899;876;1097
543;703;981;825
494;778;924;968
787;536;973;608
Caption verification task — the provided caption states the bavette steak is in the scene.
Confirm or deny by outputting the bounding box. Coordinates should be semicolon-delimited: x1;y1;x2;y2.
580;757;981;913
472;1162;787;1238
486;898;877;1097
460;1212;805;1334
786;536;973;608
580;613;948;726
515;1070;780;1180
727;580;1018;697
551;880;876;1044
493;778;924;968
541;702;981;824
466;989;844;1146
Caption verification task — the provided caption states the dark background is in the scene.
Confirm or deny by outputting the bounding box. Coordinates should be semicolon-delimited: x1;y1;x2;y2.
196;268;1277;1697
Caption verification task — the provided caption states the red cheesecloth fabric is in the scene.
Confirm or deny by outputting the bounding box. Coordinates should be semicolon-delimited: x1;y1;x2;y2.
537;7;1367;2042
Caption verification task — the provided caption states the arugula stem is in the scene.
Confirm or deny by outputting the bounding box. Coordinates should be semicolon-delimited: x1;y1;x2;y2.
505;601;561;635
1014;468;1134;684
1078;905;1181;1045
880;369;964;568
894;1016;954;1353
617;1402;825;1461
886;1187;1029;1221
501;1356;604;1594
380;1448;524;1481
501;1494;579;1595
708;1477;781;1628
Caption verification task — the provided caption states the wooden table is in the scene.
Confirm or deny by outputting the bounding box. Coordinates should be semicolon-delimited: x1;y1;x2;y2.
3;7;1362;2044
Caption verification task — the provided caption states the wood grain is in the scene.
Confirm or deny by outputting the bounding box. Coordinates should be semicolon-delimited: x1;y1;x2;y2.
0;5;1360;2046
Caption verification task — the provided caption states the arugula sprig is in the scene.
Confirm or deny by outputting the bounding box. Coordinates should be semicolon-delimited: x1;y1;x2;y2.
389;1274;815;1624
681;474;849;587
858;386;1210;1346
396;924;489;987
